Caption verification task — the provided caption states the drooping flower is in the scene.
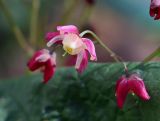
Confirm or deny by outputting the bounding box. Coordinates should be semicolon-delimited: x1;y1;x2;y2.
45;25;97;73
115;74;150;109
27;49;56;83
150;0;160;20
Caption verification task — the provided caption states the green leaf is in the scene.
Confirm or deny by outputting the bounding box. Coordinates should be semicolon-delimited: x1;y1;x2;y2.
0;62;160;121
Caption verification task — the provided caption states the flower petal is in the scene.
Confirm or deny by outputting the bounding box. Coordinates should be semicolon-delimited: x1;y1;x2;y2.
150;5;156;17
65;55;77;66
82;38;97;61
129;75;150;100
51;52;57;65
75;50;88;73
150;0;160;20
115;76;125;95
43;60;56;83
27;49;49;71
35;53;50;62
47;35;64;47
63;34;85;55
116;77;130;108
45;32;60;41
154;7;160;20
27;49;57;83
57;25;79;34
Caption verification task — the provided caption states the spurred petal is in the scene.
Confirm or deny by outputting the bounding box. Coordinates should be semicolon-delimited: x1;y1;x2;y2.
35;53;50;62
116;77;130;108
47;35;64;47
45;32;60;41
115;77;124;94
75;50;88;73
27;49;49;71
57;25;79;34
51;52;57;65
129;75;150;100
82;38;97;61
43;52;56;83
75;51;84;69
43;60;56;83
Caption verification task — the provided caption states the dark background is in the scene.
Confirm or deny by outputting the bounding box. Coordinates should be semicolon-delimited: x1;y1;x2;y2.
0;0;159;79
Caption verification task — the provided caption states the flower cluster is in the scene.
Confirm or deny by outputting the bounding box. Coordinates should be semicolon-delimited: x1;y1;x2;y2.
27;25;97;83
27;25;150;109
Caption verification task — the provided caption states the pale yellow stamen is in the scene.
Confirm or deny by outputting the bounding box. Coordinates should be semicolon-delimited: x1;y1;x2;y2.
62;51;68;57
132;93;135;96
62;34;85;55
65;46;73;54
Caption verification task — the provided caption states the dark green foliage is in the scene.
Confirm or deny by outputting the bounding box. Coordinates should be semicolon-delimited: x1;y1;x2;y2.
0;62;160;121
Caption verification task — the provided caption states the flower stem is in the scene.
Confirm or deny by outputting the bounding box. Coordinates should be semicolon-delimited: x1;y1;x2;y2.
80;30;120;62
142;46;160;63
128;47;160;72
30;0;40;46
0;0;34;56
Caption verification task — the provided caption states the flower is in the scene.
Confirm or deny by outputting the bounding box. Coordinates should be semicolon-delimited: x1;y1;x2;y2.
45;25;97;73
150;0;160;20
27;49;56;83
115;74;150;109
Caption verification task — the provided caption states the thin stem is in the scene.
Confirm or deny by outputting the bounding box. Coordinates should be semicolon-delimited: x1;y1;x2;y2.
30;0;40;46
14;27;34;56
142;46;160;63
80;30;120;62
0;0;34;56
127;47;160;73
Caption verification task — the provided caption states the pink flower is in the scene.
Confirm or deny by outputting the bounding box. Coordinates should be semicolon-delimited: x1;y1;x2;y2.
27;49;56;83
45;25;97;73
150;0;160;20
115;74;150;109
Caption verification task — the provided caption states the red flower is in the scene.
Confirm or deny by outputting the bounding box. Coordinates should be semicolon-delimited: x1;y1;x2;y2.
115;74;150;109
27;49;56;83
150;0;160;20
45;25;97;73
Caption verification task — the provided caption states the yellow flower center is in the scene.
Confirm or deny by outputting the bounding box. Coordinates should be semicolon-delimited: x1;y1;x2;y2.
62;34;86;55
64;46;73;54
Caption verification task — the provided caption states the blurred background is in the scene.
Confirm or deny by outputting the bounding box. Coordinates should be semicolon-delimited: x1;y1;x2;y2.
0;0;159;79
